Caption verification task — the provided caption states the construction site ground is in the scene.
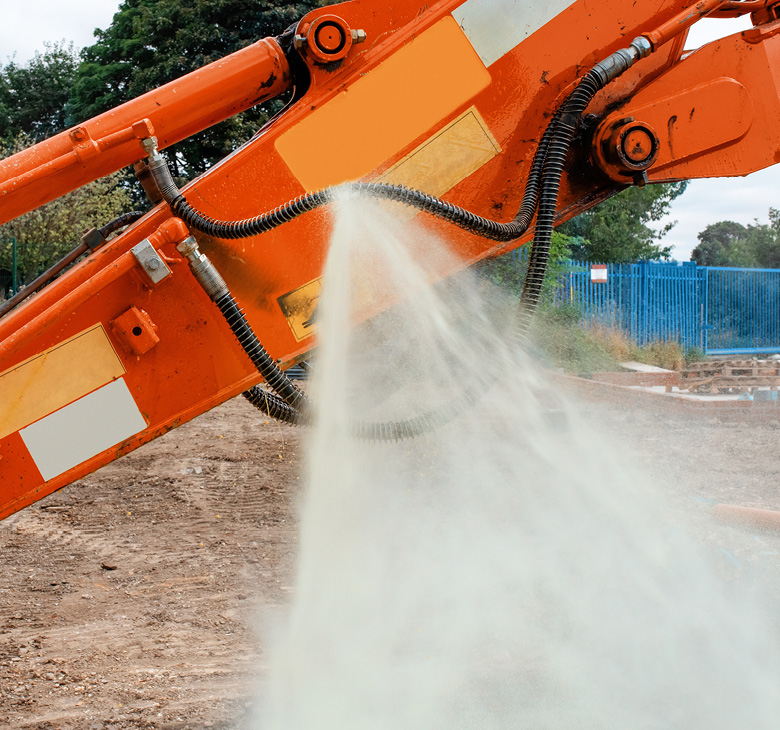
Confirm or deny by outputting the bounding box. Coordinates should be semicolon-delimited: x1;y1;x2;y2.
3;389;780;729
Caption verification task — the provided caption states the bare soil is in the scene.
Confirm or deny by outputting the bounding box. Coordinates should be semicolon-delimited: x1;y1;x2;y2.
3;391;780;729
0;397;302;730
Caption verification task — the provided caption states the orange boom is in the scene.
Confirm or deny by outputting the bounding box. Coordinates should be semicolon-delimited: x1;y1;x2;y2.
2;0;780;519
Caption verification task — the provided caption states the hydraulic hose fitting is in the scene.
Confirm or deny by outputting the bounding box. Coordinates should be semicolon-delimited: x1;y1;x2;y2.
590;36;653;86
630;36;653;60
142;138;182;205
176;236;229;301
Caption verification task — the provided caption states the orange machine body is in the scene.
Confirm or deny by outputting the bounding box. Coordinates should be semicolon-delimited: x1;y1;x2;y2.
2;0;780;519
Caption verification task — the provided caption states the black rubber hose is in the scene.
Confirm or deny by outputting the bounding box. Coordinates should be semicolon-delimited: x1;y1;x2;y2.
168;114;561;245
241;379;479;441
174;182;532;243
171;104;567;244
516;71;605;338
98;211;145;239
214;291;308;410
242;385;306;425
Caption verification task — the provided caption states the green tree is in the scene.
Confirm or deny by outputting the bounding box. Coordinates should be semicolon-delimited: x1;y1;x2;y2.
0;42;80;143
0;136;133;292
479;231;574;303
690;220;757;267
69;0;325;179
560;182;688;263
691;214;780;268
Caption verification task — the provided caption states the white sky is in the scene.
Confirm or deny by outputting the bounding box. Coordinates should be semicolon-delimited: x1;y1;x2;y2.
0;3;776;261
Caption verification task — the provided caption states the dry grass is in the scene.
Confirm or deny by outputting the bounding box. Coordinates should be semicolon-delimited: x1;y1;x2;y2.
591;328;687;370
533;308;699;373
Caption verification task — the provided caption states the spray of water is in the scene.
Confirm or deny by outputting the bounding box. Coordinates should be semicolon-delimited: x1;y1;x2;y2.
260;191;780;729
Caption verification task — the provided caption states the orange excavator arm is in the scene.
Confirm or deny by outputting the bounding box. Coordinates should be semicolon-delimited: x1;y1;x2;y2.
1;0;779;520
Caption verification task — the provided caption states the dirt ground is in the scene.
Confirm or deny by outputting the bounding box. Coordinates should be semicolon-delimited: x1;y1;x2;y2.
0;397;302;730
3;390;780;729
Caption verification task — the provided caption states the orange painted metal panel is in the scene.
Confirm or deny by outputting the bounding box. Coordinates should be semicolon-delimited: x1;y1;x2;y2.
595;26;780;183
2;0;779;521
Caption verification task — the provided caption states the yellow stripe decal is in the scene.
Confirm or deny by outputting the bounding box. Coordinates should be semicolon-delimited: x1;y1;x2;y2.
374;106;501;220
0;324;125;440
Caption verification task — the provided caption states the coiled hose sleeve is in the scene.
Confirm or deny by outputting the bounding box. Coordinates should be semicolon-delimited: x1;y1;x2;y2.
214;291;308;411
98;211;145;239
242;385;307;426
515;70;606;338
241;377;479;441
174;182;529;243
164;107;558;245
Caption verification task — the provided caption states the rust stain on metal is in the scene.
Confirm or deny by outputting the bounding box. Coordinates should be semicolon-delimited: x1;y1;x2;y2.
667;114;678;158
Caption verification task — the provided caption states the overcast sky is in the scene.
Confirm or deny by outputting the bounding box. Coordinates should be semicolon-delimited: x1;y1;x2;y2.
1;3;776;261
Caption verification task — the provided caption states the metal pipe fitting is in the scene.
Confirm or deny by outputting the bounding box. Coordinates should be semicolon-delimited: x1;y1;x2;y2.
176;236;229;301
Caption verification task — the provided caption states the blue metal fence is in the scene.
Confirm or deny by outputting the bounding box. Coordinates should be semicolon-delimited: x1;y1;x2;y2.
557;260;780;355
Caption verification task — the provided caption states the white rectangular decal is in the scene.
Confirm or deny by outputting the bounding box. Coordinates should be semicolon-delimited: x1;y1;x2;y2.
452;0;578;67
20;378;147;482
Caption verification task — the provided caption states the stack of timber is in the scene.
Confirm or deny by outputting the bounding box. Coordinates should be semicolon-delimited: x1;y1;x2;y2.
679;359;780;394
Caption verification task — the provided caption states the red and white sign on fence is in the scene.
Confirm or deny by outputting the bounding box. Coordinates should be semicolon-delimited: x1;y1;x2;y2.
591;264;608;283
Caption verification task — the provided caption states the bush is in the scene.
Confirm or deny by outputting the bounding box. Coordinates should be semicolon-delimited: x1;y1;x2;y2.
531;311;694;373
531;308;619;373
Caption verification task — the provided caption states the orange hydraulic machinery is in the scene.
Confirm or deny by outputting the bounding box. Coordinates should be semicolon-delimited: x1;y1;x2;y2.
1;0;780;519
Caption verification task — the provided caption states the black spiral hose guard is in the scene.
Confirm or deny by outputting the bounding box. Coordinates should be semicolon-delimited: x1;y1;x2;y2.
241;377;479;441
169;113;562;245
98;211;145;239
214;292;308;411
516;70;606;339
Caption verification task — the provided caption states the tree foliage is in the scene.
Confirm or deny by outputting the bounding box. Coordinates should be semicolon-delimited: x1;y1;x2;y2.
560;182;688;263
69;0;324;179
0;137;133;292
690;212;780;268
0;43;80;143
478;231;574;304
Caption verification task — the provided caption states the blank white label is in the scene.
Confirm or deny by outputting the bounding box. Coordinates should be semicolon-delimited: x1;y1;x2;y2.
20;378;147;482
452;0;578;67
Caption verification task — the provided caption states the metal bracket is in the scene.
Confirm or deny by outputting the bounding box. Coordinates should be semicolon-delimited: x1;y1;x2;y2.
131;239;172;285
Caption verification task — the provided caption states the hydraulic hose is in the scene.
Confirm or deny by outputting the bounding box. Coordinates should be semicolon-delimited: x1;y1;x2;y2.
243;384;306;425
215;291;308;410
241;376;479;441
162;37;652;436
514;39;652;334
173;180;532;244
179;235;481;440
516;72;609;338
98;211;145;240
176;236;308;411
150;106;560;245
